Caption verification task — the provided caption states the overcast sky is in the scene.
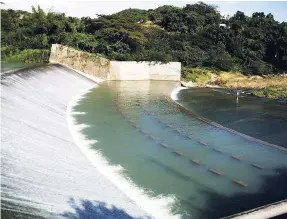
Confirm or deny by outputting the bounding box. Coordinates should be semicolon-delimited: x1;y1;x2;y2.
1;1;287;22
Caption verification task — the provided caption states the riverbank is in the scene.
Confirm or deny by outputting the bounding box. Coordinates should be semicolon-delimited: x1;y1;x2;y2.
181;68;287;100
1;64;150;219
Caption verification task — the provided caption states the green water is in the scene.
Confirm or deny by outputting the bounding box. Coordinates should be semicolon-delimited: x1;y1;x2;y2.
177;88;287;147
72;81;287;219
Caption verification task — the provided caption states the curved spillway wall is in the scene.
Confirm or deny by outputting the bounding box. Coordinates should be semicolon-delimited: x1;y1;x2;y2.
1;64;151;219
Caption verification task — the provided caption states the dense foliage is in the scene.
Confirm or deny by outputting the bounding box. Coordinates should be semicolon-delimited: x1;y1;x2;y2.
1;2;287;74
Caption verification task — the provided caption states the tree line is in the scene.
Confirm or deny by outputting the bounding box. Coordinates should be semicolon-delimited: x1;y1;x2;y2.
1;2;287;75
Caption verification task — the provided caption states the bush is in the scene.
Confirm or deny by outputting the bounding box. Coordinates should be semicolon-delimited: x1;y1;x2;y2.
5;49;50;63
182;67;212;84
214;52;235;71
1;46;20;59
253;86;287;99
244;60;273;75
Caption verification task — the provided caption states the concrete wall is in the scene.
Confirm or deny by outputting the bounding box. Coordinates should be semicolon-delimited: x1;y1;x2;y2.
49;44;181;81
109;61;181;81
49;44;110;80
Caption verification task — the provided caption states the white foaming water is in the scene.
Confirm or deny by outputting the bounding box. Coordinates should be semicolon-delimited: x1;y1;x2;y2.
170;86;187;101
1;65;157;218
66;85;181;219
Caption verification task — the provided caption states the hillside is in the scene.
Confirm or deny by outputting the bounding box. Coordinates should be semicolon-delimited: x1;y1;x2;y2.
1;2;287;76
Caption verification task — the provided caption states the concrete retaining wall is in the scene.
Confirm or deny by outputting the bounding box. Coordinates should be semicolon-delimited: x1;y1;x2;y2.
109;61;181;81
49;44;181;81
49;44;110;80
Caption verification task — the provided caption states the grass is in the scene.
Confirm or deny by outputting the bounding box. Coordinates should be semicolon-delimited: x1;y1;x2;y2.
182;67;287;99
253;86;287;99
214;72;287;89
182;67;213;85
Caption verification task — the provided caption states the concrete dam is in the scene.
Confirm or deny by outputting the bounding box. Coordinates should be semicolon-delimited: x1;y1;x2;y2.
1;45;287;219
1;64;153;219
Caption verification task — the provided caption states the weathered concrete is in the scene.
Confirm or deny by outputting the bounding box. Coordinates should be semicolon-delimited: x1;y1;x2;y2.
49;44;110;80
1;64;150;219
222;200;287;219
109;61;181;81
49;44;181;81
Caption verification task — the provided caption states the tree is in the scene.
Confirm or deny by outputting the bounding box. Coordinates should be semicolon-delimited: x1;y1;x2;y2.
1;3;286;74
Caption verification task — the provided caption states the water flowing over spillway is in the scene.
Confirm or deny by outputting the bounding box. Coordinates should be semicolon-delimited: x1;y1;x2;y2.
1;64;287;219
1;65;151;219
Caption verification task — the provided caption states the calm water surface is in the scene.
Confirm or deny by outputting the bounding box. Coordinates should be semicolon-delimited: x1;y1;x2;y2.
177;88;287;147
72;82;287;219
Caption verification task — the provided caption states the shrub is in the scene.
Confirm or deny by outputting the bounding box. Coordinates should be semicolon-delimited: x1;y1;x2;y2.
244;60;273;75
5;49;50;63
214;52;235;71
182;67;212;84
253;86;287;99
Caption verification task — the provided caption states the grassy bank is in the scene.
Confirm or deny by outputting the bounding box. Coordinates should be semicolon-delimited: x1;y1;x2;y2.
253;86;287;99
182;67;287;99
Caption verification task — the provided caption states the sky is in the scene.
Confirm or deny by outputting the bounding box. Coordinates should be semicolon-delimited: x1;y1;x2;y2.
1;0;287;22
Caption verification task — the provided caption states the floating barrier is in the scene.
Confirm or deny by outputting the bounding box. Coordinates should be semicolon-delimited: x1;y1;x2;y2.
142;109;256;172
209;168;224;176
213;148;222;153
163;123;170;128
157;120;163;124
116;105;250;188
190;159;200;165
231;155;241;161
252;164;263;169
159;142;169;148
132;124;138;128
139;129;149;134
172;150;183;156
149;135;158;141
173;129;181;134
196;140;208;146
232;180;248;187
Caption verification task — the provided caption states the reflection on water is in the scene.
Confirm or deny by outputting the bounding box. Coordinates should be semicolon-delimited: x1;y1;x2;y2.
73;81;287;219
177;88;287;147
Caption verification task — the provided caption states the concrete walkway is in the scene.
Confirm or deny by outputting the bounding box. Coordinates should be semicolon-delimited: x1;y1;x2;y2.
1;64;150;219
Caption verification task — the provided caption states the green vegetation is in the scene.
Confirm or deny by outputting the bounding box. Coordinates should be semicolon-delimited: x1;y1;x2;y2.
253;86;287;99
1;3;287;74
3;48;50;63
182;67;213;85
182;67;287;99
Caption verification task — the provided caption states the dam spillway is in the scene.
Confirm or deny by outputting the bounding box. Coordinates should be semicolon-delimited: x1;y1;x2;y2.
1;64;287;219
1;64;151;219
